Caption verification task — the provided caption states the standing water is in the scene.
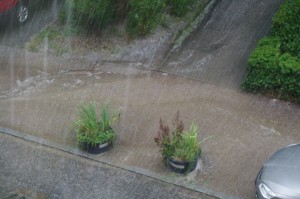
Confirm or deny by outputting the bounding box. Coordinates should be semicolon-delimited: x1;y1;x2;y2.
0;1;299;199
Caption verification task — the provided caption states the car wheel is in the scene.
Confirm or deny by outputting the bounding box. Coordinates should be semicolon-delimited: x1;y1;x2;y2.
16;2;29;24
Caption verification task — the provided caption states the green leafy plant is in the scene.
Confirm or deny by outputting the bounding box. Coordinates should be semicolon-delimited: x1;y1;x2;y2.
271;0;300;58
243;0;300;103
173;123;201;162
154;111;206;163
74;101;120;146
167;0;196;17
62;0;116;31
243;37;300;102
126;0;165;36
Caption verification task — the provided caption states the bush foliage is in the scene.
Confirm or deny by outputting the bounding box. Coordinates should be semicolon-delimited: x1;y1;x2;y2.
154;111;202;163
167;0;196;17
126;0;165;36
271;0;300;58
71;0;116;31
243;0;300;102
61;0;203;36
74;102;119;146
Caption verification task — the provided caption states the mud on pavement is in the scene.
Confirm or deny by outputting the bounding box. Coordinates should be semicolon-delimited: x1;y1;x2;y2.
0;67;299;199
1;0;299;199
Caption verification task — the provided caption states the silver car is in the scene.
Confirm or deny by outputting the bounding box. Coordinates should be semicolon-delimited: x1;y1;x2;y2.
256;144;300;199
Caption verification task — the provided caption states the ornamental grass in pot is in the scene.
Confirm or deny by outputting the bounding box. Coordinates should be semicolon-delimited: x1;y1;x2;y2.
154;111;207;173
74;101;120;154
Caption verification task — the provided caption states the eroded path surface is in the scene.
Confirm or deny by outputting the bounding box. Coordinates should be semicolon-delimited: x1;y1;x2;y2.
161;0;283;89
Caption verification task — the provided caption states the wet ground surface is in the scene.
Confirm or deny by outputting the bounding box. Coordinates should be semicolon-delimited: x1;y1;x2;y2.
0;133;216;199
0;0;299;199
160;0;283;89
0;69;299;199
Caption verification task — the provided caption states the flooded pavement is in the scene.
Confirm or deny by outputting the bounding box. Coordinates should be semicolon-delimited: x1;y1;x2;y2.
0;68;299;199
0;0;299;199
160;0;283;89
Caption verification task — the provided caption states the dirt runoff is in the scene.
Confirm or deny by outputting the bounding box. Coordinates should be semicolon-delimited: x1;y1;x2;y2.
0;65;299;199
0;0;298;198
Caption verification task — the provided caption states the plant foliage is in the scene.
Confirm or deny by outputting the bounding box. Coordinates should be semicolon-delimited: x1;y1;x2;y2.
70;0;116;31
172;123;201;162
75;101;119;146
167;0;196;17
271;0;300;58
154;111;203;163
60;0;206;36
243;0;300;103
127;0;165;36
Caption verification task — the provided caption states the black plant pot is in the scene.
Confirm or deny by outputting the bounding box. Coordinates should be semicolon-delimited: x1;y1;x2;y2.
80;141;110;154
167;156;199;174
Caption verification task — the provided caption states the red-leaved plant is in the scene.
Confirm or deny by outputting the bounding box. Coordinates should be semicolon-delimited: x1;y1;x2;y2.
154;111;206;164
154;111;185;158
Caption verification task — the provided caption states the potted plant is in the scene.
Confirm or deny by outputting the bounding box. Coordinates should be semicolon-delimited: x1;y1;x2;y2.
154;111;206;173
74;101;120;154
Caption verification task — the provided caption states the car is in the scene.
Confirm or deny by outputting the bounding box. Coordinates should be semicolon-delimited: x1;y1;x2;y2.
0;0;38;24
255;144;300;199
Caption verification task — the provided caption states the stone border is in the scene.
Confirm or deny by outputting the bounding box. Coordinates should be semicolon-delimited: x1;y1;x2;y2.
0;127;241;199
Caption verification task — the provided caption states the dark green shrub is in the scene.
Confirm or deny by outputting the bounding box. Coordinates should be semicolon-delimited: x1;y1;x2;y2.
243;37;300;101
127;0;165;36
70;0;116;31
167;0;196;17
58;1;68;24
244;0;300;103
115;0;130;21
271;0;300;58
247;37;281;70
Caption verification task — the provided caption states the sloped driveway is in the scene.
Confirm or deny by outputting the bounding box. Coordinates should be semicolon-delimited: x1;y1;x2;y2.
160;0;283;89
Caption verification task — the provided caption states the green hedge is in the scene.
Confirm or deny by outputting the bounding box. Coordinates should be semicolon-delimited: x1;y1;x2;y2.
60;0;203;36
243;37;300;101
271;0;300;58
64;0;116;31
167;0;196;17
243;0;300;102
126;0;165;36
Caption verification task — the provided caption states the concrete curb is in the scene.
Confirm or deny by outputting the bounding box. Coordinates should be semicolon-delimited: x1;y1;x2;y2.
0;127;242;199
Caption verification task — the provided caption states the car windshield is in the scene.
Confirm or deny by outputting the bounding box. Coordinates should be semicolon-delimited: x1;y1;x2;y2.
0;0;299;199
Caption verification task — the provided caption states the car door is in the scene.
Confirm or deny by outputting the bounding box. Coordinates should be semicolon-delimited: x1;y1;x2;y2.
0;0;18;13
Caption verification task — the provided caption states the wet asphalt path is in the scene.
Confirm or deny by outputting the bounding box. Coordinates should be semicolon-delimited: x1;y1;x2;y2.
161;0;283;89
0;0;63;48
0;133;217;199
